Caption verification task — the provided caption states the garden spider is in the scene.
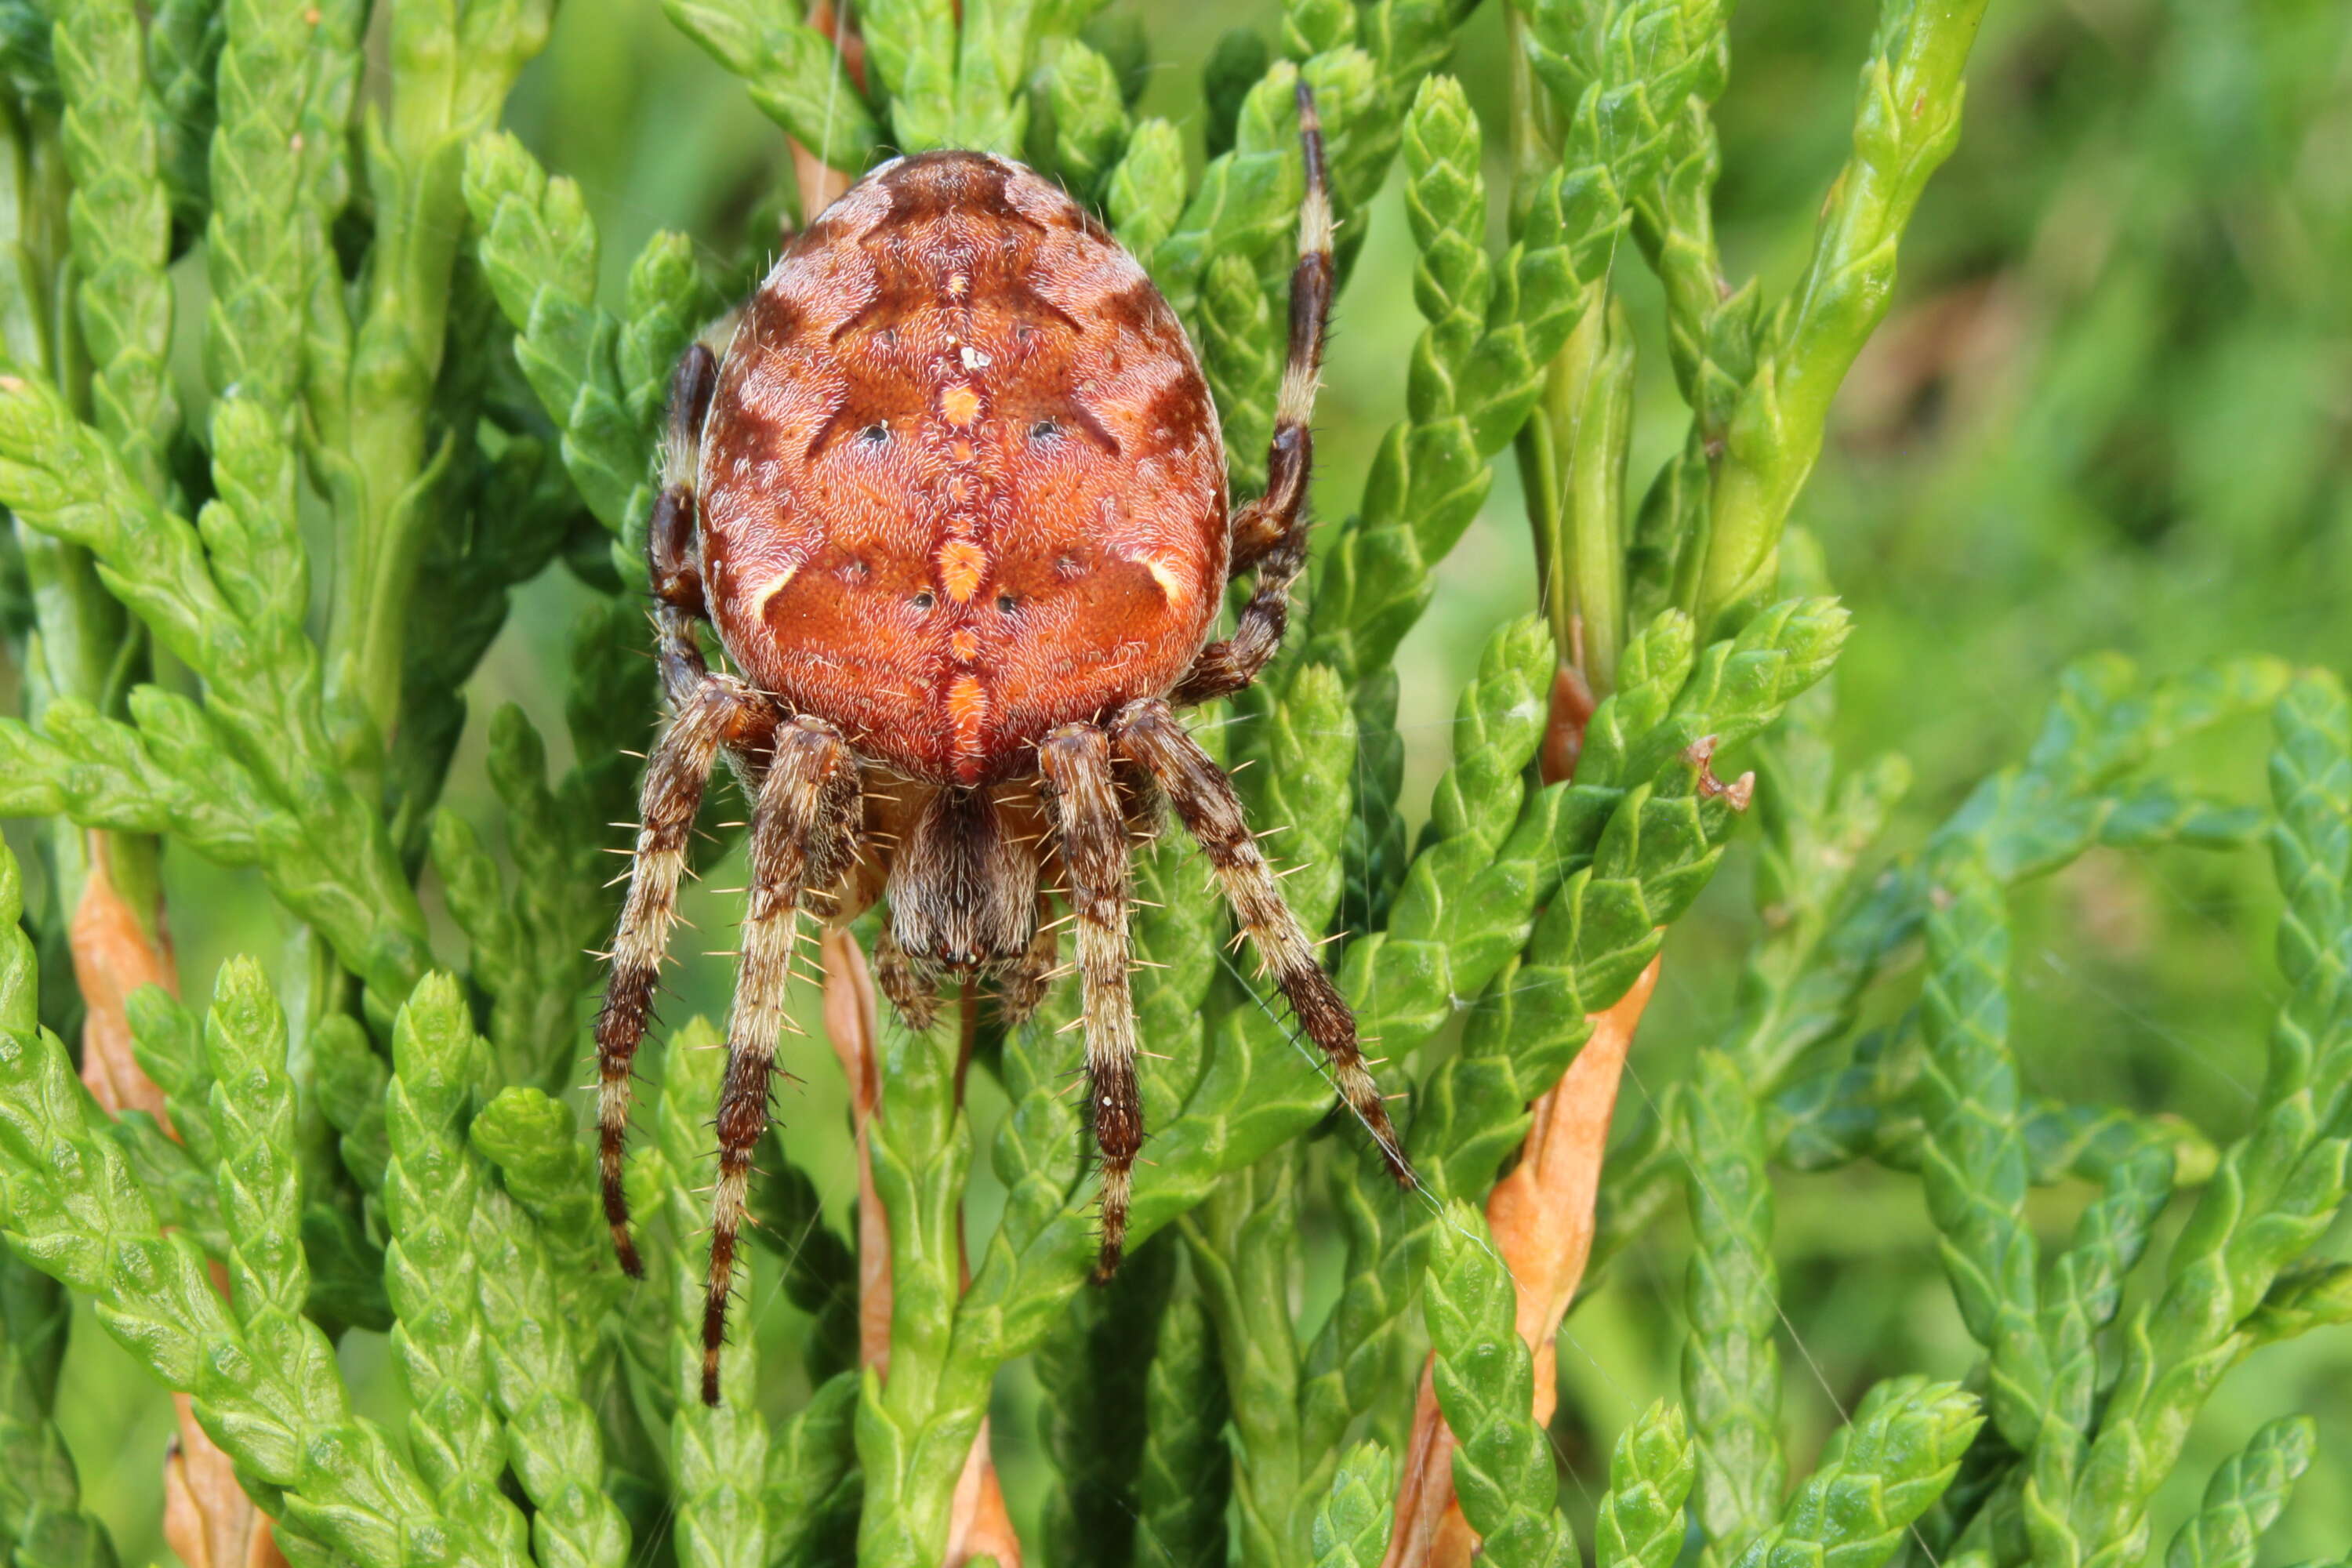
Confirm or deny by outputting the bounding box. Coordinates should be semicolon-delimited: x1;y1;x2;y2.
593;84;1410;1403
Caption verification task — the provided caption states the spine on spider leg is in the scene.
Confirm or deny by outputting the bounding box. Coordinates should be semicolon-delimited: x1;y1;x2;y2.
1039;724;1144;1273
595;692;733;1277
702;718;858;1406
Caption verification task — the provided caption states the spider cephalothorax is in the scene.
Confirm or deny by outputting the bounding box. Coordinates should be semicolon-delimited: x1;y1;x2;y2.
596;85;1411;1404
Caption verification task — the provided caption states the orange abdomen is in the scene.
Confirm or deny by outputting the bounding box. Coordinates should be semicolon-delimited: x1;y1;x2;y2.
697;151;1229;786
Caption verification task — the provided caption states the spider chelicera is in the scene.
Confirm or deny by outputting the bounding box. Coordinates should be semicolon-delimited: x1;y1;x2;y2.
593;83;1411;1404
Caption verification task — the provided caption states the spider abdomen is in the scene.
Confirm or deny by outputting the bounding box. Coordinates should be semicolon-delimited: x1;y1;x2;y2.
698;151;1229;786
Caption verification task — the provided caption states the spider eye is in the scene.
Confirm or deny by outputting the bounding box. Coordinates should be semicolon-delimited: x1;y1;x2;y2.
861;423;889;444
996;593;1017;614
911;591;935;610
1029;419;1058;442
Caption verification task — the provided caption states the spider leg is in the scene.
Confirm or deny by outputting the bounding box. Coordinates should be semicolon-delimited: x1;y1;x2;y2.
994;903;1061;1026
596;675;771;1276
1173;80;1334;708
651;342;722;706
600;340;786;1279
703;715;861;1406
1112;697;1412;1187
1038;723;1144;1279
873;925;942;1032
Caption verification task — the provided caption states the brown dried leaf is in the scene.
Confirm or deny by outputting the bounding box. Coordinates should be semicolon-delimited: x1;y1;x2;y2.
68;834;177;1123
164;1394;286;1568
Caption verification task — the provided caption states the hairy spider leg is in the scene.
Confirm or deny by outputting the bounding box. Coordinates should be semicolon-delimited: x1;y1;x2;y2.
597;684;750;1276
873;926;941;1033
1174;78;1335;708
993;902;1062;1025
1113;698;1413;1188
1037;724;1144;1278
703;715;862;1406
652;343;721;705
598;340;781;1278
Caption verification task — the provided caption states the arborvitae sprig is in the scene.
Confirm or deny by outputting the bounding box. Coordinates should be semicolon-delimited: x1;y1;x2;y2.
2042;673;2352;1567
1311;1443;1398;1568
1915;853;2051;1454
1034;1239;1173;1568
142;0;219;245
382;976;531;1568
1720;539;1912;1087
667;0;883;177
1105;118;1185;256
1744;1377;1981;1568
1679;1050;1784;1566
1030;40;1130;202
1596;1403;1697;1568
1695;0;1991;626
0;0;2334;1559
0;380;433;1018
1593;652;2285;1272
1184;1156;1309;1568
1131;706;1228;1123
0;1247;114;1568
2165;1419;2314;1568
1200;254;1280;496
745;1136;861;1382
1133;1280;1232;1568
471;1189;633;1568
1336;615;1555;1062
0;851;463;1568
656;1020;775;1568
53;0;176;491
768;1372;862;1568
1424;1202;1576;1568
434;601;652;1091
0;855;112;1568
1304;600;1840;1467
463;132;707;566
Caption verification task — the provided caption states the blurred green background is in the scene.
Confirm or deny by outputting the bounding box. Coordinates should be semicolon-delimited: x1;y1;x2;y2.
22;0;2351;1559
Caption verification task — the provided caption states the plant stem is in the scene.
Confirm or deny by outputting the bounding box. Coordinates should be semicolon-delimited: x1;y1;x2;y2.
1695;0;1990;633
319;0;550;743
857;999;986;1567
